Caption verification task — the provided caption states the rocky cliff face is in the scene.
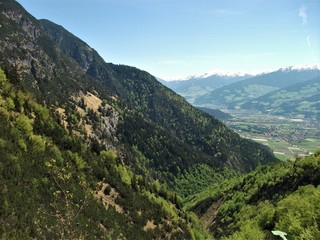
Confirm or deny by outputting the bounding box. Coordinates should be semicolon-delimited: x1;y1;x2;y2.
0;1;94;99
0;0;121;155
40;19;95;71
1;5;52;79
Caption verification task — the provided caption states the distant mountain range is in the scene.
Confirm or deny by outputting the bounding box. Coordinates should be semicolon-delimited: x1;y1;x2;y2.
162;66;320;120
160;72;254;103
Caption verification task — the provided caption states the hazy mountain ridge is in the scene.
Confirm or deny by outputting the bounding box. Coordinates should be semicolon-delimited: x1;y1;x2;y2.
194;68;320;113
162;67;320;121
161;73;251;104
243;76;320;119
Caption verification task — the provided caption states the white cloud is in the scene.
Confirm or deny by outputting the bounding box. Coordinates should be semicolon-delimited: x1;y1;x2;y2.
307;35;311;47
299;6;307;25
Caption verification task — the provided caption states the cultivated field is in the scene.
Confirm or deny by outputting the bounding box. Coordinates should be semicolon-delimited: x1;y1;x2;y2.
223;110;320;160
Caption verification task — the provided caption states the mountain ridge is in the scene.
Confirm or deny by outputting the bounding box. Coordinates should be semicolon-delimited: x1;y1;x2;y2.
161;64;320;83
160;74;249;104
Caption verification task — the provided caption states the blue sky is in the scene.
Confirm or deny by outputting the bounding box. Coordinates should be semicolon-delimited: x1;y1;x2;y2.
17;0;320;79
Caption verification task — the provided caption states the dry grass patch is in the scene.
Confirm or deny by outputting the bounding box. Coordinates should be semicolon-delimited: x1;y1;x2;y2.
84;124;93;136
93;182;123;213
55;107;68;128
83;92;102;112
76;106;86;117
143;220;157;231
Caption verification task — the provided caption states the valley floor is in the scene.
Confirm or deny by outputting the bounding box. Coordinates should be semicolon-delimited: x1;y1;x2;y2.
221;109;320;160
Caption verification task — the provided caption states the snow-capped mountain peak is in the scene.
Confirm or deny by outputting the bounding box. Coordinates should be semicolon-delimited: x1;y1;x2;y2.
183;70;262;81
279;64;320;72
161;65;320;82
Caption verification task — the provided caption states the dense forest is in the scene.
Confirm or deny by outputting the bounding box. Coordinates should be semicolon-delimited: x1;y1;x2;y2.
188;151;320;239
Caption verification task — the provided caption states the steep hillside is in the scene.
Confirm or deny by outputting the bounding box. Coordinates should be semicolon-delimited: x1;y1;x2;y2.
0;1;103;103
0;68;210;239
243;76;320;120
195;67;320;109
161;73;250;104
0;0;277;188
188;151;320;239
40;19;277;175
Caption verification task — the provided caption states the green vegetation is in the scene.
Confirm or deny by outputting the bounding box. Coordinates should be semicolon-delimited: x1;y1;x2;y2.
2;1;319;239
221;110;319;160
0;0;277;197
243;77;320;120
172;164;239;199
0;68;210;239
189;150;320;239
294;137;320;153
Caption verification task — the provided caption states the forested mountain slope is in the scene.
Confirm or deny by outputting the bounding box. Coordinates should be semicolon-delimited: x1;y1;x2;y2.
40;19;277;173
243;76;320;120
187;151;320;239
0;68;210;239
0;0;276;187
197;107;232;121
